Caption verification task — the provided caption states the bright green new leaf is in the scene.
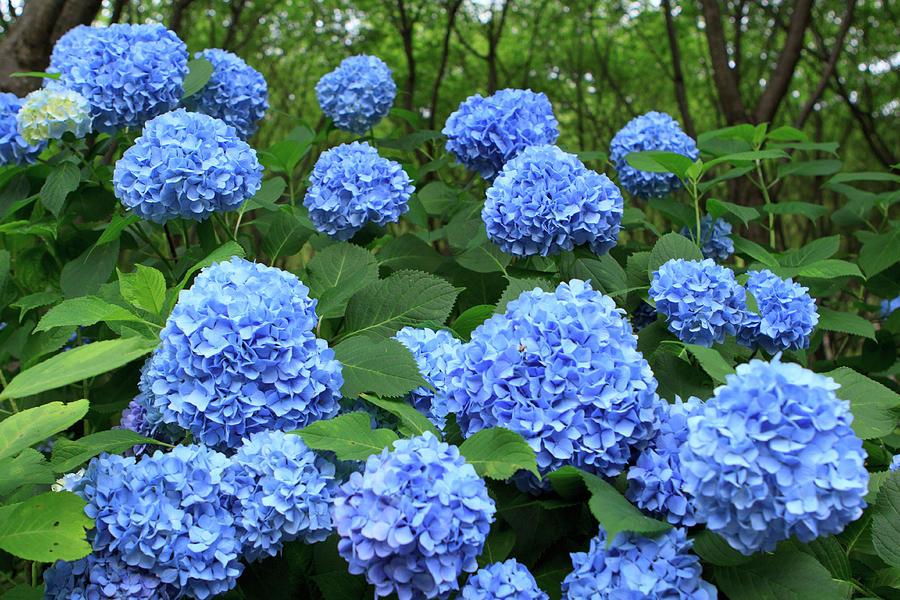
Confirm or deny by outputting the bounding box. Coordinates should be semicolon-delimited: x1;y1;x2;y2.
118;265;167;316
825;367;900;439
333;336;427;398
293;412;398;461
0;399;88;460
35;296;143;332
458;427;539;480
648;233;704;276
0;491;93;561
50;430;170;473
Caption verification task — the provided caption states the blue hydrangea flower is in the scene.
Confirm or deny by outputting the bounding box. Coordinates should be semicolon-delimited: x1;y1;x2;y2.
461;559;548;600
0;92;46;165
16;85;91;143
304;141;413;240
445;280;661;480
650;258;750;347
147;257;342;450
316;54;396;134
890;455;900;472
187;48;268;139
482;145;623;257
679;357;869;555
443;89;559;180
334;432;496;600
680;216;734;262
881;295;900;318
631;301;658;331
49;23;188;133
113;109;262;224
562;527;716;600
42;551;176;600
79;446;244;600
609;111;699;199
115;360;185;456
232;429;337;562
627;397;702;527
393;327;462;431
737;269;819;354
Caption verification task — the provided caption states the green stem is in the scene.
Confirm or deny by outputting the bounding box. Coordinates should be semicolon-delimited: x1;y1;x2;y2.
129;224;173;275
212;213;234;242
754;159;776;249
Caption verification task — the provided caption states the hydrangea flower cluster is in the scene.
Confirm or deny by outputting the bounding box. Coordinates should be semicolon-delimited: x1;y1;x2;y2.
679;357;869;555
627;397;701;526
115;361;185;456
334;432;496;600
482;145;623;257
42;551;176;600
738;269;819;354
650;258;750;347
146;257;342;449
113;109;262;224
609;111;699;199
304;141;413;240
49;23;188;133
0;92;46;165
445;280;661;480
443;89;559;180
561;527;716;600
461;559;548;600
232;429;337;562
891;455;900;472
393;327;463;431
16;85;91;144
680;215;734;262
881;294;900;318
187;48;269;139
315;54;396;134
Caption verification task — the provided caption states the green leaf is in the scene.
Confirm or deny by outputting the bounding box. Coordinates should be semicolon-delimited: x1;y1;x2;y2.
0;491;93;561
872;472;900;568
691;531;751;566
706;197;759;226
625;151;694;177
496;276;555;313
714;550;844;600
577;150;607;163
60;239;120;298
50;430;170;473
458;427;539;480
760;202;829;221
9;71;60;79
766;125;808;142
342;270;460;339
0;584;44;600
360;393;439;437
261;210;314;260
779;236;840;267
171;241;245;307
704;149;789;169
306;242;378;318
95;213;140;246
452;304;495;339
40;162;80;217
859;229;900;278
378;129;444;152
561;254;628;297
244;177;286;211
824;367;900;439
8;291;54;322
648;232;704;276
870;567;900;591
118;264;167;316
0;399;88;460
478;528;516;567
0;449;56;495
35;296;142;332
732;237;778;267
0;173;31;220
454;241;511;274
0;249;9;299
377;234;446;273
776;160;842;178
293;412;398;461
817;308;876;341
827;171;900;184
684;343;734;383
333;336;427;398
0;337;157;400
181;57;214;98
795;260;863;280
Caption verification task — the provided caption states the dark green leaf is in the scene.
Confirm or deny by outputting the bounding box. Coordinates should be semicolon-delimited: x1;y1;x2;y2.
0;249;8;299
244;177;287;211
705;197;759;225
50;430;170;473
871;472;900;568
859;229;900;278
60;239;120;298
684;344;734;383
824;367;900;439
776;160;842;178
452;304;495;339
760;202;829;220
181;57;214;98
458;427;539;480
36;296;142;332
95;213;140;246
261;210;314;260
0;449;56;496
827;172;900;184
333;336;427;398
0;399;88;460
377;234;446;273
40;162;80;217
817;308;876;341
795;260;863;280
378;129;443;152
0;584;44;600
306;242;378;318
478;528;516;567
714;550;844;600
732;237;778;267
691;531;751;566
293;412;398;461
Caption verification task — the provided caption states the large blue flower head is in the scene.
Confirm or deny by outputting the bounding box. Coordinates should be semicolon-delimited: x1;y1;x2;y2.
304;141;413;240
461;559;548;600
79;446;243;600
680;215;734;262
445;280;661;479
16;84;91;144
334;432;496;600
881;294;900;318
649;258;749;347
393;327;463;431
609;111;699;199
0;92;46;165
561;527;716;600
147;257;342;450
42;551;176;600
737;269;819;354
187;48;269;139
232;429;337;562
316;54;396;134
49;23;188;133
627;397;702;527
679;357;869;555
443;88;559;180
113;108;262;224
482;145;623;257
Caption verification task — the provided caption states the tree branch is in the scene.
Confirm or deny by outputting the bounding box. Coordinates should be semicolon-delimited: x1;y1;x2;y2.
428;0;463;130
661;0;695;138
700;0;747;124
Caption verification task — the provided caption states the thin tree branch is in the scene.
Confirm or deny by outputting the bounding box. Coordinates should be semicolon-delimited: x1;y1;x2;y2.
428;0;463;130
700;0;747;124
661;0;695;138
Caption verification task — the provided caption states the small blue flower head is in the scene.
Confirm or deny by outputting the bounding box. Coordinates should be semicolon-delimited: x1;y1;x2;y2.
562;527;717;600
680;215;734;262
80;446;244;600
609;111;699;199
187;48;268;139
334;432;496;600
147;257;342;450
443;89;559;180
649;258;749;347
316;54;396;134
881;294;900;318
393;327;463;431
631;301;658;331
627;397;702;527
304;141;413;240
16;84;91;144
679;357;869;555
890;455;900;472
49;23;188;133
483;145;623;257
445;280;661;479
113;109;262;224
42;551;176;600
0;92;46;165
232;429;337;562
461;559;549;600
738;269;819;354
